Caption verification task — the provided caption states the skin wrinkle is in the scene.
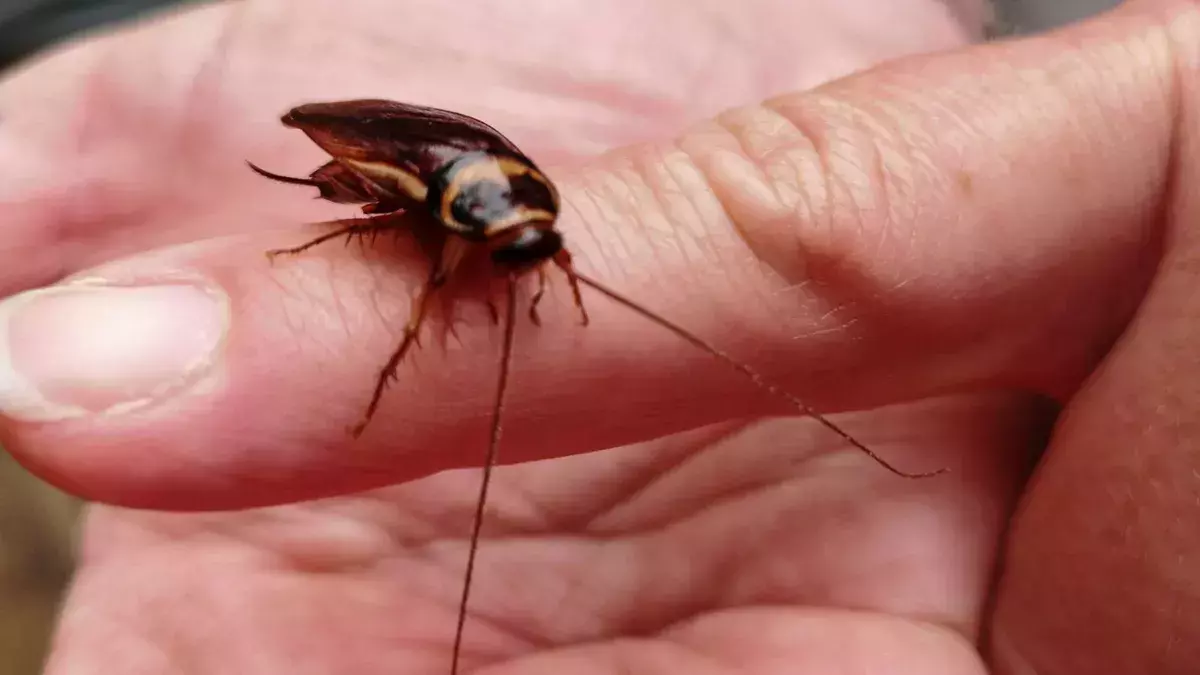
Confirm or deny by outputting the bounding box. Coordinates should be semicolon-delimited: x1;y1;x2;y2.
827;107;895;268
559;180;615;283
772;124;825;272
804;100;874;247
679;114;798;281
628;149;706;283
670;120;818;325
657;147;729;281
574;537;713;644
576;168;634;284
705;113;784;283
850;129;903;276
856;98;936;270
849;84;988;257
599;493;823;632
777;62;1113;391
655;146;779;318
653;184;744;320
426;540;600;652
590;478;864;629
590;162;657;290
578;425;756;534
487;426;716;534
702;98;904;349
657;110;873;374
753;97;842;283
600;157;672;286
608;432;784;537
607;155;680;295
645;148;703;273
484;473;562;535
385;486;487;547
406;443;835;650
726;106;824;270
670;150;744;282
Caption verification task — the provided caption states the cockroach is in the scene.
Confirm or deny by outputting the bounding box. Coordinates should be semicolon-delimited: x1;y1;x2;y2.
249;99;946;674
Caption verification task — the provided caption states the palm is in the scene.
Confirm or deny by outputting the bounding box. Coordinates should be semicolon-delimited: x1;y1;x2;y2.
69;398;1034;673
0;1;1018;673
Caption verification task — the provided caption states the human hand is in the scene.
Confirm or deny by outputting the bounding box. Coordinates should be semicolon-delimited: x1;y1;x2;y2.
1;0;1197;674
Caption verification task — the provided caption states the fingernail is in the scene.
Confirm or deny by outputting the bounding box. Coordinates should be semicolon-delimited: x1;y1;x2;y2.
0;280;230;422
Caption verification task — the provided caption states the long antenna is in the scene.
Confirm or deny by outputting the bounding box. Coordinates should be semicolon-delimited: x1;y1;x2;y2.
570;270;947;479
450;273;520;675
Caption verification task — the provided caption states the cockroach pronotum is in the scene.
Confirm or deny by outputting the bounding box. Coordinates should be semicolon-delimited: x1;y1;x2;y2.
249;99;947;674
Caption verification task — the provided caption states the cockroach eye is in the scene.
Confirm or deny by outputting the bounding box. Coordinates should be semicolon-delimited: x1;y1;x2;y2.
490;226;562;268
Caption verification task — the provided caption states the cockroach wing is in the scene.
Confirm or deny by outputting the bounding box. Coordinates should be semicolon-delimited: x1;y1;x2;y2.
280;99;536;177
306;160;383;203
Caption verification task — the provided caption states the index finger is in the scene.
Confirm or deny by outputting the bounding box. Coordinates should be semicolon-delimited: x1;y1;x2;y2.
0;3;1183;509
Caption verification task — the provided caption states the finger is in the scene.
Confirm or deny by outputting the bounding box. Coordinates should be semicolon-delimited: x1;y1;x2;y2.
0;2;1190;510
4;220;845;509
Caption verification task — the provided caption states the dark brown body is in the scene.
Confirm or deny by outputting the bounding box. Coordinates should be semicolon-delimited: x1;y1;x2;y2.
252;100;590;437
254;100;566;268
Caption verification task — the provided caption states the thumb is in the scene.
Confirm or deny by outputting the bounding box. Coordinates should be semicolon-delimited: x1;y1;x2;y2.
0;2;1185;510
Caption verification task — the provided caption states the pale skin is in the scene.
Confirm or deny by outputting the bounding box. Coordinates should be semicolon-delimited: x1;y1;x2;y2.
0;0;1197;673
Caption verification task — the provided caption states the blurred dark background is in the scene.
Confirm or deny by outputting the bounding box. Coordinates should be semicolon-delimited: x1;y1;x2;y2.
0;0;204;71
0;0;1120;673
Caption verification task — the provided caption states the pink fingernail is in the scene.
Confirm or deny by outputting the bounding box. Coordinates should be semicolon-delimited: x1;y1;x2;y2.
0;280;230;422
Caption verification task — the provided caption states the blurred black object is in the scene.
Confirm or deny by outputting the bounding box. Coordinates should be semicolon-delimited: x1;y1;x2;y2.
0;0;194;71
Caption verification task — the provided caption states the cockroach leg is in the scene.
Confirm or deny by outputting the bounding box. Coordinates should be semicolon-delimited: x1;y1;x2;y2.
266;221;374;259
527;265;550;326
350;277;438;437
266;213;406;261
350;239;471;438
441;289;469;346
552;249;590;326
482;283;502;326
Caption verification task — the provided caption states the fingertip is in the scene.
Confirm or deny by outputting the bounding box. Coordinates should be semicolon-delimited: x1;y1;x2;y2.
0;277;232;424
0;231;500;510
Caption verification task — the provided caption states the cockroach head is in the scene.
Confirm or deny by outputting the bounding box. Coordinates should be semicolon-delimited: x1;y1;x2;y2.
489;224;563;271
